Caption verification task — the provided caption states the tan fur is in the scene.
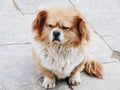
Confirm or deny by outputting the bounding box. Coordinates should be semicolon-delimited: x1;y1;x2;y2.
32;6;103;88
71;60;86;75
71;57;103;79
32;48;55;78
84;57;103;79
32;7;90;46
32;10;48;41
74;16;90;43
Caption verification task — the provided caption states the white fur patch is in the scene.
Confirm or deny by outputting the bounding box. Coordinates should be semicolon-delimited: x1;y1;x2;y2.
69;72;81;85
32;41;85;79
42;76;56;88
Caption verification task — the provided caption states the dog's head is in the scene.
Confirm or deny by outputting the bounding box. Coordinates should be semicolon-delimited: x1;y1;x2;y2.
32;7;90;47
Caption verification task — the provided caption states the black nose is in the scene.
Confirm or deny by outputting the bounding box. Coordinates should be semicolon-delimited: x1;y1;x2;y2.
52;30;60;42
53;31;60;37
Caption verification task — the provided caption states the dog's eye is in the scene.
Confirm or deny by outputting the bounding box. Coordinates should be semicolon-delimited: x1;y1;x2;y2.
62;26;69;30
48;24;53;28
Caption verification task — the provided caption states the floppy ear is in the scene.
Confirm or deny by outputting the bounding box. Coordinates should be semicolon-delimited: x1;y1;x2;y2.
32;10;48;35
74;16;90;42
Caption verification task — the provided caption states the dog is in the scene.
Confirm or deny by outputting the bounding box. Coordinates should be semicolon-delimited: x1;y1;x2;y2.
32;6;103;89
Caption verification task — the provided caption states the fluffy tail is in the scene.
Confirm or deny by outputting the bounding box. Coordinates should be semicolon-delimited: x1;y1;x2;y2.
84;59;103;79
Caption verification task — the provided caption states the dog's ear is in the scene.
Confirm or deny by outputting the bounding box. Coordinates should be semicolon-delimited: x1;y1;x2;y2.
32;10;48;34
74;16;90;42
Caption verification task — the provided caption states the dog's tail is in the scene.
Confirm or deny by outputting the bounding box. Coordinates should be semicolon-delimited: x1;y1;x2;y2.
83;58;103;79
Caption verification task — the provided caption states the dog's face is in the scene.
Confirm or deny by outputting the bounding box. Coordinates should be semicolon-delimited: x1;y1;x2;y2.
33;7;90;46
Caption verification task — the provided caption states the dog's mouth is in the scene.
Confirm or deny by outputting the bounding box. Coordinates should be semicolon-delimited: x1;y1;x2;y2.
52;40;61;45
52;37;61;42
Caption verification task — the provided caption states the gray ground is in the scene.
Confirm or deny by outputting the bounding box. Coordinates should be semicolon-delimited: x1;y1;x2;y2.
0;0;120;90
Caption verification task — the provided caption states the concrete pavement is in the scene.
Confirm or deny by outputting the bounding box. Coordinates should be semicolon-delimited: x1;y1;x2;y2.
0;0;120;90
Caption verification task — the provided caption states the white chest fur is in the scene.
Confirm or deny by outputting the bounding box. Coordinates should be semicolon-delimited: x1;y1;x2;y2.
32;41;85;79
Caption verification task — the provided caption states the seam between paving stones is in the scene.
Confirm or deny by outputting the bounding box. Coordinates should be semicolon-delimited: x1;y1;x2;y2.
12;0;24;15
20;12;37;15
102;61;120;64
16;77;43;90
0;42;31;46
93;31;113;51
101;34;120;37
68;0;76;8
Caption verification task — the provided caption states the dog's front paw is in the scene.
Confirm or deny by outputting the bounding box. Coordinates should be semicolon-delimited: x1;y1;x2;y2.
42;77;56;88
69;73;81;85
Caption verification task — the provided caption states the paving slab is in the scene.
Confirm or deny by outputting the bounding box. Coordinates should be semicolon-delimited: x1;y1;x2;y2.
73;62;120;90
71;0;120;36
0;44;41;90
0;0;13;7
0;81;6;90
0;2;34;45
14;0;72;14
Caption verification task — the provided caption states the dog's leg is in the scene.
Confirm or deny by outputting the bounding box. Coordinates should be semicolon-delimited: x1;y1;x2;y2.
32;49;56;88
42;76;56;88
69;72;81;85
69;61;86;85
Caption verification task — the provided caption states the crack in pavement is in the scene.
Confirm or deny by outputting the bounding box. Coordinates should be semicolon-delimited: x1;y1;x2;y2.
102;61;120;64
101;34;120;37
68;0;76;9
12;0;24;15
17;77;43;89
12;0;37;15
0;42;31;46
93;31;113;51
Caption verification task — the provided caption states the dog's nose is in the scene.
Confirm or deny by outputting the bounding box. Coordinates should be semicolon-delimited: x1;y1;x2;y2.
52;30;60;42
53;31;60;37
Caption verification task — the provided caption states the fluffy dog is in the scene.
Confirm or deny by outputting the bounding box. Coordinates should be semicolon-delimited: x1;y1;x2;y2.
32;6;103;89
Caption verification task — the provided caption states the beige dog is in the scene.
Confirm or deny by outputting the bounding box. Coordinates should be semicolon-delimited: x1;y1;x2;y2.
32;6;103;89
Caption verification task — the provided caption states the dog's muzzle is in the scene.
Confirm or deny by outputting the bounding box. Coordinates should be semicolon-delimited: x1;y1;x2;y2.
52;30;61;42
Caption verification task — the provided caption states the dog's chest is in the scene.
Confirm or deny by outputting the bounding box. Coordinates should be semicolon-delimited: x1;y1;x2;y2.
33;42;84;79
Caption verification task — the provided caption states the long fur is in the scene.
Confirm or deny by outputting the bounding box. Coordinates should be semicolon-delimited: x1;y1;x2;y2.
71;56;103;79
84;59;103;79
32;6;103;88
